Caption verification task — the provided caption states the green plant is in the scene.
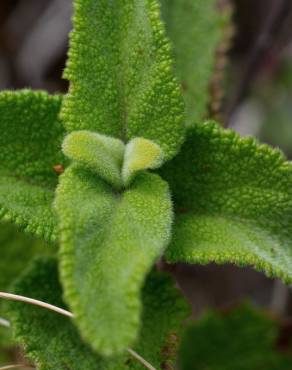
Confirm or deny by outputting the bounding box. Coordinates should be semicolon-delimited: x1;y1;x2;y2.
178;304;292;370
1;0;292;369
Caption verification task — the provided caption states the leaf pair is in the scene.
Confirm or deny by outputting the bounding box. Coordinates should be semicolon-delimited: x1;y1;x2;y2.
62;131;164;188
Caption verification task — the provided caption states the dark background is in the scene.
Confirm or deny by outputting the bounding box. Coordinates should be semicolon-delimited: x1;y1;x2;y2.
1;0;292;319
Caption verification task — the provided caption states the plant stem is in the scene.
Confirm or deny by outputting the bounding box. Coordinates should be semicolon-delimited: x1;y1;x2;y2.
0;292;157;370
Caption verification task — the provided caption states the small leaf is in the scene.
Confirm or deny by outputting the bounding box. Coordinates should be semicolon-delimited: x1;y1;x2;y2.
122;138;164;186
55;165;173;355
0;90;66;240
62;131;125;189
160;121;292;283
160;0;232;124
179;305;292;370
62;0;185;161
8;258;190;369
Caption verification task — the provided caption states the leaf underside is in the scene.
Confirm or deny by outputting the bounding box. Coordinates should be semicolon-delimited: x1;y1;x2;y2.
55;165;173;355
62;0;185;160
179;305;292;370
8;257;190;370
160;0;230;125
160;122;292;283
0;90;66;240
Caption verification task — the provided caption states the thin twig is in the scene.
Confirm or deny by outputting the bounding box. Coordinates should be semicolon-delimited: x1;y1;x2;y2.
0;292;157;370
127;349;157;370
0;317;10;328
0;366;34;370
0;292;73;318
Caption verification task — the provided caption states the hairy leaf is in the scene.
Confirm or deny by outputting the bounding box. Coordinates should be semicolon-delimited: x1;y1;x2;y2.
0;90;65;240
62;0;185;160
179;305;292;370
128;268;190;369
160;0;231;124
122;138;164;186
161;122;292;283
8;258;189;369
55;164;173;355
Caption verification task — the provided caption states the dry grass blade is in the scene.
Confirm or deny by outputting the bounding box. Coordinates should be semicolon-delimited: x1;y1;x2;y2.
0;317;10;327
0;292;157;370
127;348;157;370
0;292;73;318
0;365;34;370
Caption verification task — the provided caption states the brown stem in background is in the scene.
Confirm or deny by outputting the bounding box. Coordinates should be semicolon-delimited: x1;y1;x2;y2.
209;0;235;125
226;0;292;125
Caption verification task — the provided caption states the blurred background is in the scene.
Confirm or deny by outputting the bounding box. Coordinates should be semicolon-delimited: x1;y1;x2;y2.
1;0;292;327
